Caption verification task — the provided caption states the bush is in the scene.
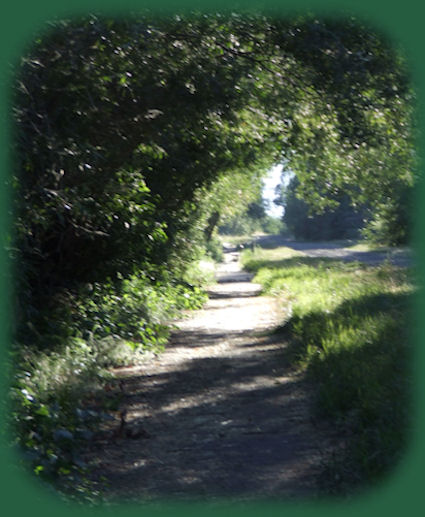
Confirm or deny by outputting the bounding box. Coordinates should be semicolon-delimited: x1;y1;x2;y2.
205;236;224;262
361;183;413;245
10;260;210;498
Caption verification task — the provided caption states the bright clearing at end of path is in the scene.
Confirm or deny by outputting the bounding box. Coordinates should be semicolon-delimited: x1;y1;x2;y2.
263;164;286;218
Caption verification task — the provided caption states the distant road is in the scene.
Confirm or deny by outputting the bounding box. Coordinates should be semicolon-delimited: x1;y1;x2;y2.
250;234;414;268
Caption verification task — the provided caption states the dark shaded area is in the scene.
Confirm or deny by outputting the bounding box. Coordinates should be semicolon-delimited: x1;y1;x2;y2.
270;288;412;489
85;329;332;501
207;290;260;300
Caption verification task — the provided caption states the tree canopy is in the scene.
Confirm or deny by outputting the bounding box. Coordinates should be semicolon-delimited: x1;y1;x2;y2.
12;11;415;306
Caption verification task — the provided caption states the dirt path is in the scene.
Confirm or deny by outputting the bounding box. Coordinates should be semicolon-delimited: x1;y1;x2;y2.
85;247;339;502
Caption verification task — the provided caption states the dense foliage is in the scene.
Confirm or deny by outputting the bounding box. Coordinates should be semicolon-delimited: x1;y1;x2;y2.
9;11;416;496
219;195;285;236
279;175;365;240
13;13;415;307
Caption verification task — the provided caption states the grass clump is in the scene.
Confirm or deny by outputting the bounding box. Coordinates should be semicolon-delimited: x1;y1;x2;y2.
241;246;415;494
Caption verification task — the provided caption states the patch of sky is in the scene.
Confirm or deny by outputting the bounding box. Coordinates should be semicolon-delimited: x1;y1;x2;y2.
262;163;293;217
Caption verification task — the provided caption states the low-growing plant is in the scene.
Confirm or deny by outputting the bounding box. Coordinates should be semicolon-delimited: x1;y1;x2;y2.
205;236;224;262
242;246;415;494
10;257;211;499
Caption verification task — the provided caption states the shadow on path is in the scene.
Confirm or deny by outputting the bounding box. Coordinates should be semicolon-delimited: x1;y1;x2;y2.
84;247;341;502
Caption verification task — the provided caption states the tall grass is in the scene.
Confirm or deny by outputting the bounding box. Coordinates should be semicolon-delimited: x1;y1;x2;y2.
241;246;415;494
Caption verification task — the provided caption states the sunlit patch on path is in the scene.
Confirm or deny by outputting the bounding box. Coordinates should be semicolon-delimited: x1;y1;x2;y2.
177;249;281;335
85;245;340;502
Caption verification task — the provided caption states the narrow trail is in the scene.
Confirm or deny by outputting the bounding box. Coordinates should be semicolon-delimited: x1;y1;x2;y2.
86;246;339;502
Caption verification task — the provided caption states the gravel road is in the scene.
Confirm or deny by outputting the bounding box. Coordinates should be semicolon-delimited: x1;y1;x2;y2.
251;234;414;268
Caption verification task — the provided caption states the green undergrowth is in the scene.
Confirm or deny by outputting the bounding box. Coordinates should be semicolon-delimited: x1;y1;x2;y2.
241;245;416;495
9;259;213;500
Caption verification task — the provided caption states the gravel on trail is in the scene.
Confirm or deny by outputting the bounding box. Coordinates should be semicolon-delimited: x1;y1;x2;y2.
84;245;342;503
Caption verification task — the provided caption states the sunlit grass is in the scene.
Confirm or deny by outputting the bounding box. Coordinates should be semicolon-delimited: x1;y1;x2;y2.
344;240;410;253
345;242;381;252
218;232;265;247
240;245;304;269
241;245;415;494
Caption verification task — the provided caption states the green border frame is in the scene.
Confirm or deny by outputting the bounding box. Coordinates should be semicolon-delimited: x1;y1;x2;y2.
1;1;424;516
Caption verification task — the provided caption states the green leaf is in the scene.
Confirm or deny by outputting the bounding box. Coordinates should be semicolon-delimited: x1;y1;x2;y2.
34;465;44;475
35;405;50;417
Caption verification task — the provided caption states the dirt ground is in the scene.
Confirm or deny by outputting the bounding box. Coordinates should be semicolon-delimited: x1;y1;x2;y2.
251;234;413;267
84;245;343;503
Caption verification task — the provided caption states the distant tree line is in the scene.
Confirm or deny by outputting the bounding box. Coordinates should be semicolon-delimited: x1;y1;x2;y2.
275;172;412;243
278;176;365;241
